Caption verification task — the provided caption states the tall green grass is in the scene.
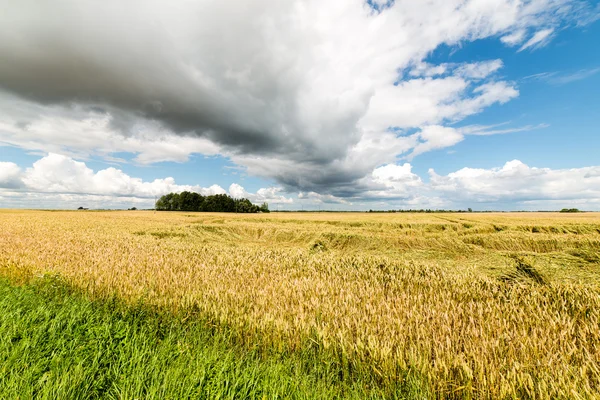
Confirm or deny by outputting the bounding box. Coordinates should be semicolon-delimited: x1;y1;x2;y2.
0;277;426;400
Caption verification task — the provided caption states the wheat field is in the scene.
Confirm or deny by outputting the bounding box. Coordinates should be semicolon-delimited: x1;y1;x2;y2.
1;210;599;398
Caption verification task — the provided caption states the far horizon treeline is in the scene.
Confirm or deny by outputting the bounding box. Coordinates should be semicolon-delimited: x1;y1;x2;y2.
366;208;582;213
155;191;269;213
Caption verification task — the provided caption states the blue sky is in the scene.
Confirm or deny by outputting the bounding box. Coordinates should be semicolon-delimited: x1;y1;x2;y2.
411;21;600;177
0;0;599;210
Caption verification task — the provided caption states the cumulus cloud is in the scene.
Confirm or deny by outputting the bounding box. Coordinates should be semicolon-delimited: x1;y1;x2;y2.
229;183;293;204
2;154;599;210
429;160;600;204
21;153;209;197
0;0;595;198
0;153;290;208
299;159;600;209
356;159;600;209
358;163;424;201
0;162;22;189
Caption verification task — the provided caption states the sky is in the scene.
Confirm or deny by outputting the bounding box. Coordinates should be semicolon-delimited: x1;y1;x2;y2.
0;0;599;211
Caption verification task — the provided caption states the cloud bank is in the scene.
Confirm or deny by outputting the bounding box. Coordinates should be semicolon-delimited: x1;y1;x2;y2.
1;154;599;210
0;154;292;209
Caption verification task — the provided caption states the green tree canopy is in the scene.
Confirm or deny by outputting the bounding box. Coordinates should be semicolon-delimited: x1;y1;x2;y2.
156;192;264;213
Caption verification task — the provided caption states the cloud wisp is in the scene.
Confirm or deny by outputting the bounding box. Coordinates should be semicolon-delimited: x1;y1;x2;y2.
523;68;600;85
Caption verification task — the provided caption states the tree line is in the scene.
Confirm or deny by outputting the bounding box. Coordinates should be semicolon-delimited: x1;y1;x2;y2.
155;191;269;213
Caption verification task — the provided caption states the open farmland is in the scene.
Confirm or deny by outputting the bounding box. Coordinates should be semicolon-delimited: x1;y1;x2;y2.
1;210;599;399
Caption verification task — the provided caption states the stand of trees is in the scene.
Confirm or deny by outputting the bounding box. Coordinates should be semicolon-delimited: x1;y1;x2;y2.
155;191;269;213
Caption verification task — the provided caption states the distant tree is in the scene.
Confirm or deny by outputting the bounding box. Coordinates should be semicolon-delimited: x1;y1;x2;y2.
170;193;182;211
236;198;250;213
156;193;175;211
259;202;270;213
560;208;581;213
468;208;473;212
203;194;233;212
77;206;84;210
224;194;237;212
179;191;204;211
129;207;137;211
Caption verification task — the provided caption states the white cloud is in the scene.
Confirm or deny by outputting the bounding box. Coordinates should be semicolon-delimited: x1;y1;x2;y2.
458;123;549;136
455;60;504;79
0;162;22;188
255;187;294;204
501;29;527;46
523;68;600;85
372;163;422;187
358;77;518;133
409;62;448;77
199;185;228;196
407;122;544;159
410;126;465;158
0;153;289;208
355;159;600;209
229;183;293;204
429;160;600;203
227;183;247;199
358;77;469;132
359;162;424;200
21;153;205;197
519;28;555;51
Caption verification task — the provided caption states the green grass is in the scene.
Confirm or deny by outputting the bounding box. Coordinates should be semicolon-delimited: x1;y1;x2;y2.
0;277;427;400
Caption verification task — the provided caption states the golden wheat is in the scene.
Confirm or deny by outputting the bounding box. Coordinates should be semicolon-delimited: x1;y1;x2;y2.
1;210;599;398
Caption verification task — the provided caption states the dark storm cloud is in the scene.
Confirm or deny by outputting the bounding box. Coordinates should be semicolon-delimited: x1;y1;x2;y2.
0;0;362;163
0;31;287;155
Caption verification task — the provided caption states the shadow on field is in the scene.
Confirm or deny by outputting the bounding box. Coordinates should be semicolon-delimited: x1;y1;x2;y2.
0;276;430;400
